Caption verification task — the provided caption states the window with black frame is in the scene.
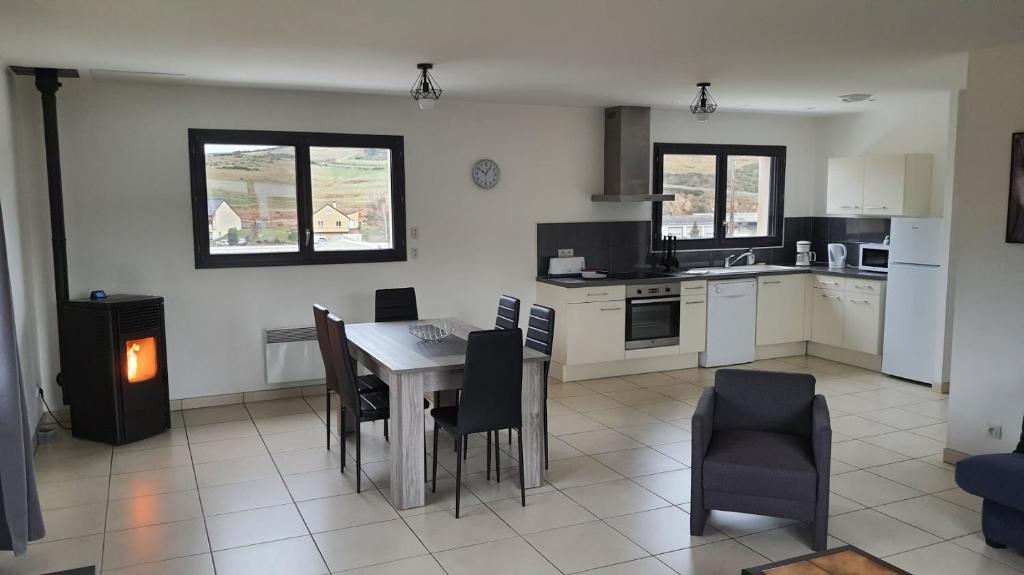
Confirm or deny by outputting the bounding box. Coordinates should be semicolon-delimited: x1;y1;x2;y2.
189;129;406;268
652;143;786;251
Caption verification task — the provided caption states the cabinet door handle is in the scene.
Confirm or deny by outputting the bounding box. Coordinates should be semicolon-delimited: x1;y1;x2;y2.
586;292;608;297
850;299;870;304
599;306;622;311
820;294;841;301
865;206;888;210
762;280;782;284
840;205;860;209
683;286;704;290
853;284;874;290
684;300;705;305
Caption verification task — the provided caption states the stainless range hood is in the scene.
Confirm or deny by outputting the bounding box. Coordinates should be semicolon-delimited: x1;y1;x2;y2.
592;106;674;202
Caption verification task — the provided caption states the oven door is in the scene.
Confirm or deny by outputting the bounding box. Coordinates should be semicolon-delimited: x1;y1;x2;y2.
625;296;681;349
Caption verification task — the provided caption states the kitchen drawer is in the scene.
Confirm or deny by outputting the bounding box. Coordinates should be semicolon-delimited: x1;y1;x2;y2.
811;274;845;291
845;278;885;296
564;285;625;304
679;280;708;295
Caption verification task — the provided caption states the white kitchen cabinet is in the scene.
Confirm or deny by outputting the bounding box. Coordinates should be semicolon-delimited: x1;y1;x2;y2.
810;288;845;348
679;294;707;353
826;157;865;215
756;274;806;346
827;154;932;217
843;293;883;354
565;301;625;364
862;154;932;216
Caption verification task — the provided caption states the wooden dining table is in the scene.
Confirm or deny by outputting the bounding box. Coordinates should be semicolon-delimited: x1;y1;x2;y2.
344;318;550;510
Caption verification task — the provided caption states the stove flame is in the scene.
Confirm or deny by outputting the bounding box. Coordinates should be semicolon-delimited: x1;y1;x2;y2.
125;337;158;383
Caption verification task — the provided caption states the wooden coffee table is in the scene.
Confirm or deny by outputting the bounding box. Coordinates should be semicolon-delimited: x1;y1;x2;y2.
742;545;911;575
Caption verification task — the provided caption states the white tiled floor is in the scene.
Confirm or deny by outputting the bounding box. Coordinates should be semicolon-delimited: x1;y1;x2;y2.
4;356;1022;574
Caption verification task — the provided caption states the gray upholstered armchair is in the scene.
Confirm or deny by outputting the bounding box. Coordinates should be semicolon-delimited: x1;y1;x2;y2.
690;369;831;551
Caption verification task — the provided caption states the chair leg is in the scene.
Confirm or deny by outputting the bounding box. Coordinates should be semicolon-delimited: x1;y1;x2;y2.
517;427;525;507
355;421;362;494
486;431;492;481
494;431;501;483
384;418;389;441
455;433;463;519
325;389;331;451
339;408;346;472
508;428;512;445
690;506;707;536
986;537;1007;549
431;425;439;493
463;435;468;460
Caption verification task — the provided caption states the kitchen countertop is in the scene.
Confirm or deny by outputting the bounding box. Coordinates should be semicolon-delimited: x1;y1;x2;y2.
536;264;887;288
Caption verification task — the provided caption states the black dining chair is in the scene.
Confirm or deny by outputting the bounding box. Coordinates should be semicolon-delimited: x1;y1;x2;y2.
314;304;388;447
430;328;526;518
495;295;522;445
324;313;391;493
525;304;555;468
374;287;418;322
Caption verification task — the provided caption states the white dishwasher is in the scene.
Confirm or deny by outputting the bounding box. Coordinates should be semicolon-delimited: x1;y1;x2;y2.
699;278;757;367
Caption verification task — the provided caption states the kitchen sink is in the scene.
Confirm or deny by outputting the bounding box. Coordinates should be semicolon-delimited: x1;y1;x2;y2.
681;264;800;276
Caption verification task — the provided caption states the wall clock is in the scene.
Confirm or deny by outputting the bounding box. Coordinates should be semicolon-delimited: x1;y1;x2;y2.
472;158;500;189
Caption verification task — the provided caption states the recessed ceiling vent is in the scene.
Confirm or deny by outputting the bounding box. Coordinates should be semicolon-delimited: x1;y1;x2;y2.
839;93;873;103
592;106;674;203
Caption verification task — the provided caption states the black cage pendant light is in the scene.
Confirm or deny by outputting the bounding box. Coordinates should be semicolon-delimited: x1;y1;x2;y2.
689;82;717;122
410;63;442;110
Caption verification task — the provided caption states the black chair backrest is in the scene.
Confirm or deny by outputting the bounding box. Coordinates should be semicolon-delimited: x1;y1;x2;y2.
313;304;338;393
458;329;523;434
495;295;521;330
713;369;815;438
525;304;554;380
325;313;361;412
375;287;418;322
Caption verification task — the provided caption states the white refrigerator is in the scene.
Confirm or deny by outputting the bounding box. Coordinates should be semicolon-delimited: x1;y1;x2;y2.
881;218;945;384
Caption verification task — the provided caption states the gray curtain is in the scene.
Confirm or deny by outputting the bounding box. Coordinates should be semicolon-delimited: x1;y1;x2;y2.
0;202;44;554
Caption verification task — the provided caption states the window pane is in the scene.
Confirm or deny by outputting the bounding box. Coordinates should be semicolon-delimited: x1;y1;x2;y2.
725;155;773;238
660;154;717;240
310;146;394;252
204;144;299;254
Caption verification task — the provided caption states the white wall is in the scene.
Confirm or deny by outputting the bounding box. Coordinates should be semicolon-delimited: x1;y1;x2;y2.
0;67;44;426
947;40;1024;455
652;109;819;217
8;80;829;401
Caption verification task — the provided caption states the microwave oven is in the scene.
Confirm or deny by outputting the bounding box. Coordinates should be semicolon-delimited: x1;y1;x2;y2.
859;243;890;272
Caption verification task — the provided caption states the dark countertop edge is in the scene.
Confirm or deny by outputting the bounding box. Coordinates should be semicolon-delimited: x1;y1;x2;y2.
536;266;888;288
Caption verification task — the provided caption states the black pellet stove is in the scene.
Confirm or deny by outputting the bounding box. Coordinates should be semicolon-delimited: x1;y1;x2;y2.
63;295;170;445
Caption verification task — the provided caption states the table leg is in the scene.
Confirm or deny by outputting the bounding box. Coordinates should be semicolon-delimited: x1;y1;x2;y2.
390;372;425;509
521;361;544;488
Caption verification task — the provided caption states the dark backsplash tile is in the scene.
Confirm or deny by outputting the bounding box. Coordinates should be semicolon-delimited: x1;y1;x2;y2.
537;217;892;275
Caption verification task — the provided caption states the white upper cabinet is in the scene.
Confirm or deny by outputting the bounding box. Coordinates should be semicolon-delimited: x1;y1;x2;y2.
827;154;932;217
826;157;865;215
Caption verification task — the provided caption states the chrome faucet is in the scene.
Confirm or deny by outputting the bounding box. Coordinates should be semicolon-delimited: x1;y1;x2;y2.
724;249;755;268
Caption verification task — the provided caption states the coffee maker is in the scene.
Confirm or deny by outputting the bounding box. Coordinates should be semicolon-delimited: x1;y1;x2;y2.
795;241;816;267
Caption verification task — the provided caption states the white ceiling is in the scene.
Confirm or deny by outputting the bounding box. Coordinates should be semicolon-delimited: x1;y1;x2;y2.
2;0;1023;114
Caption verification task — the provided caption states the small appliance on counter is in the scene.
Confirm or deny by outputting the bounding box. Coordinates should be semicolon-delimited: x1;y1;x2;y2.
858;243;890;273
660;235;680;272
795;241;816;267
827;243;847;268
548;256;585;277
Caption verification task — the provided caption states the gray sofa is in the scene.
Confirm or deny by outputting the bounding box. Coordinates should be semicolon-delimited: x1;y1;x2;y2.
690;369;831;551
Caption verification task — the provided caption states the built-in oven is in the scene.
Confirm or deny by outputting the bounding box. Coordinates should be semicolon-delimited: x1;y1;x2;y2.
625;282;681;350
859;243;890;272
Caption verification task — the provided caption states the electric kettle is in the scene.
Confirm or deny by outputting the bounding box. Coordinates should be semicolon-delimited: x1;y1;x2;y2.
827;243;847;268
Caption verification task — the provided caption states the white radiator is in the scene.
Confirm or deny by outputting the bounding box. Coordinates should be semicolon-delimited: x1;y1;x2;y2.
264;327;325;385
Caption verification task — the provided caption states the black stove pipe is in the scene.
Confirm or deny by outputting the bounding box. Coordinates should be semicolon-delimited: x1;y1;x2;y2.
11;66;78;400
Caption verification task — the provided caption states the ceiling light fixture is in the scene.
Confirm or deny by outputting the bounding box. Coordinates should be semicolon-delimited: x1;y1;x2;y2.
689;82;717;122
410;63;442;110
839;93;872;104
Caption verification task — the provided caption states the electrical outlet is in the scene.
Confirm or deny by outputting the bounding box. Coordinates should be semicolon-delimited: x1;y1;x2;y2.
410;226;418;239
557;248;574;257
411;247;419;259
987;423;1002;440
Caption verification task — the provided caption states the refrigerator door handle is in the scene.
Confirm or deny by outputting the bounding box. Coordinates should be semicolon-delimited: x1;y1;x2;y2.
890;262;942;268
